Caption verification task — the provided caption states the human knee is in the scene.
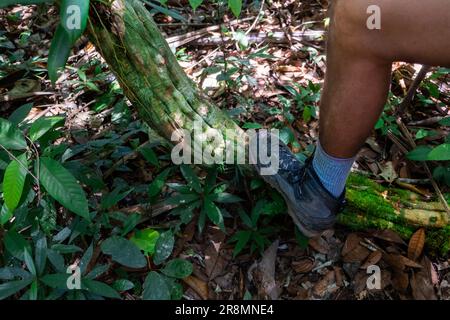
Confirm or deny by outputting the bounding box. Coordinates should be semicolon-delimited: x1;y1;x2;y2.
329;0;384;57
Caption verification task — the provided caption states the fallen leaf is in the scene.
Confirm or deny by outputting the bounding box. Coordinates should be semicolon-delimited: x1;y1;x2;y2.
360;250;382;269
308;236;329;255
411;256;437;300
292;257;315;274
372;229;406;245
391;271;409;293
312;270;336;298
408;228;425;261
183;275;209;300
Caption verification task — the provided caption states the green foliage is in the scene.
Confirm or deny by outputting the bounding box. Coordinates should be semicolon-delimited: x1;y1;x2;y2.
167;165;242;232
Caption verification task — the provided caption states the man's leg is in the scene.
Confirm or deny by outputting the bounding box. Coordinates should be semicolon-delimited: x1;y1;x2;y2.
314;0;450;198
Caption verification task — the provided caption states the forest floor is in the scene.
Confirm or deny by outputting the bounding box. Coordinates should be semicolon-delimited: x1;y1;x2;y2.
1;0;450;300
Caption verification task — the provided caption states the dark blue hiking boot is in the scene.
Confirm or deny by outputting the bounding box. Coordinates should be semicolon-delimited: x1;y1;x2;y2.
250;131;345;237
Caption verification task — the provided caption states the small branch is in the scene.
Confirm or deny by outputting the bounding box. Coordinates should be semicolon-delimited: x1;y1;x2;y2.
396;65;431;116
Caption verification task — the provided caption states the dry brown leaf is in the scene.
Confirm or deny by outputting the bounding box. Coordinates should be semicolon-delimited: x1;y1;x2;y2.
341;233;371;263
183;275;209;300
398;255;423;269
391;271;409;293
411;256;437;300
308;236;329;254
372;229;406;245
360;250;382;269
312;270;336;298
383;253;405;271
292;257;315;274
408;228;425;261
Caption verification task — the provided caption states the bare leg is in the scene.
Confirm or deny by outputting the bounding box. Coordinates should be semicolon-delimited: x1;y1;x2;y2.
320;0;450;158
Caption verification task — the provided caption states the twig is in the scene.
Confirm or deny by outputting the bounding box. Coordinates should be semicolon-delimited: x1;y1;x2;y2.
245;0;266;35
396;65;431;116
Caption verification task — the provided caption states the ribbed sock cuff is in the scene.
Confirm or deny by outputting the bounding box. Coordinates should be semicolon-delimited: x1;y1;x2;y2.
312;141;356;198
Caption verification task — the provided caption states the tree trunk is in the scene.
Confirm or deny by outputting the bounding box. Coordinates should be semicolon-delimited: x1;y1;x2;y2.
87;0;450;254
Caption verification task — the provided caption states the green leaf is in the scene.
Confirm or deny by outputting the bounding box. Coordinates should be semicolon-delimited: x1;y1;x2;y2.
161;259;193;279
231;230;251;257
148;167;170;198
188;0;203;10
40;273;69;289
48;25;72;84
142;271;171;300
112;279;135;292
60;0;90;43
8;103;33;126
38;157;90;220
180;165;202;194
4;230;31;261
439;117;450;126
0;118;27;150
212;192;243;203
0;0;52;8
0;278;33;300
34;235;47;276
428;143;450;161
228;0;242;17
100;187;132;209
51;244;82;254
23;249;36;276
100;236;147;269
139;145;159;167
204;197;224;230
3;153;28;212
29;116;65;142
407;145;432;161
153;230;174;265
82;278;121;299
0;204;13;226
130;228;160;256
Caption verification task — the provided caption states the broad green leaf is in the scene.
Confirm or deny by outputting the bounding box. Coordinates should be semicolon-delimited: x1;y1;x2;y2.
8;103;33;125
139;145;159;167
0;204;13;226
153;230;174;265
407;145;432;161
188;0;203;10
38;157;90;220
0;0;52;8
204;197;224;230
130;228;160;256
60;0;90;44
180;164;202;194
0;278;33;300
164;192;199;205
231;230;251;257
0;118;27;150
212;192;243;203
148;167;170;198
439;117;450;126
34;235;47;276
29;116;65;142
82;279;121;299
228;0;242;17
428;143;450;161
161;259;193;279
112;279;134;292
100;236;147;269
48;25;72;84
23;249;36;276
4;230;31;260
142;271;170;300
51;244;82;254
100;187;132;209
3;153;28;212
40;273;70;289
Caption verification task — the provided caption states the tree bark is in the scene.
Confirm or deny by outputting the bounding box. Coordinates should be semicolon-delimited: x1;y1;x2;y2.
87;0;450;254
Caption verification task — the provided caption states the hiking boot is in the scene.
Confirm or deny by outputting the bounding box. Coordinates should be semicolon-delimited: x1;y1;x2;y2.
250;131;345;237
